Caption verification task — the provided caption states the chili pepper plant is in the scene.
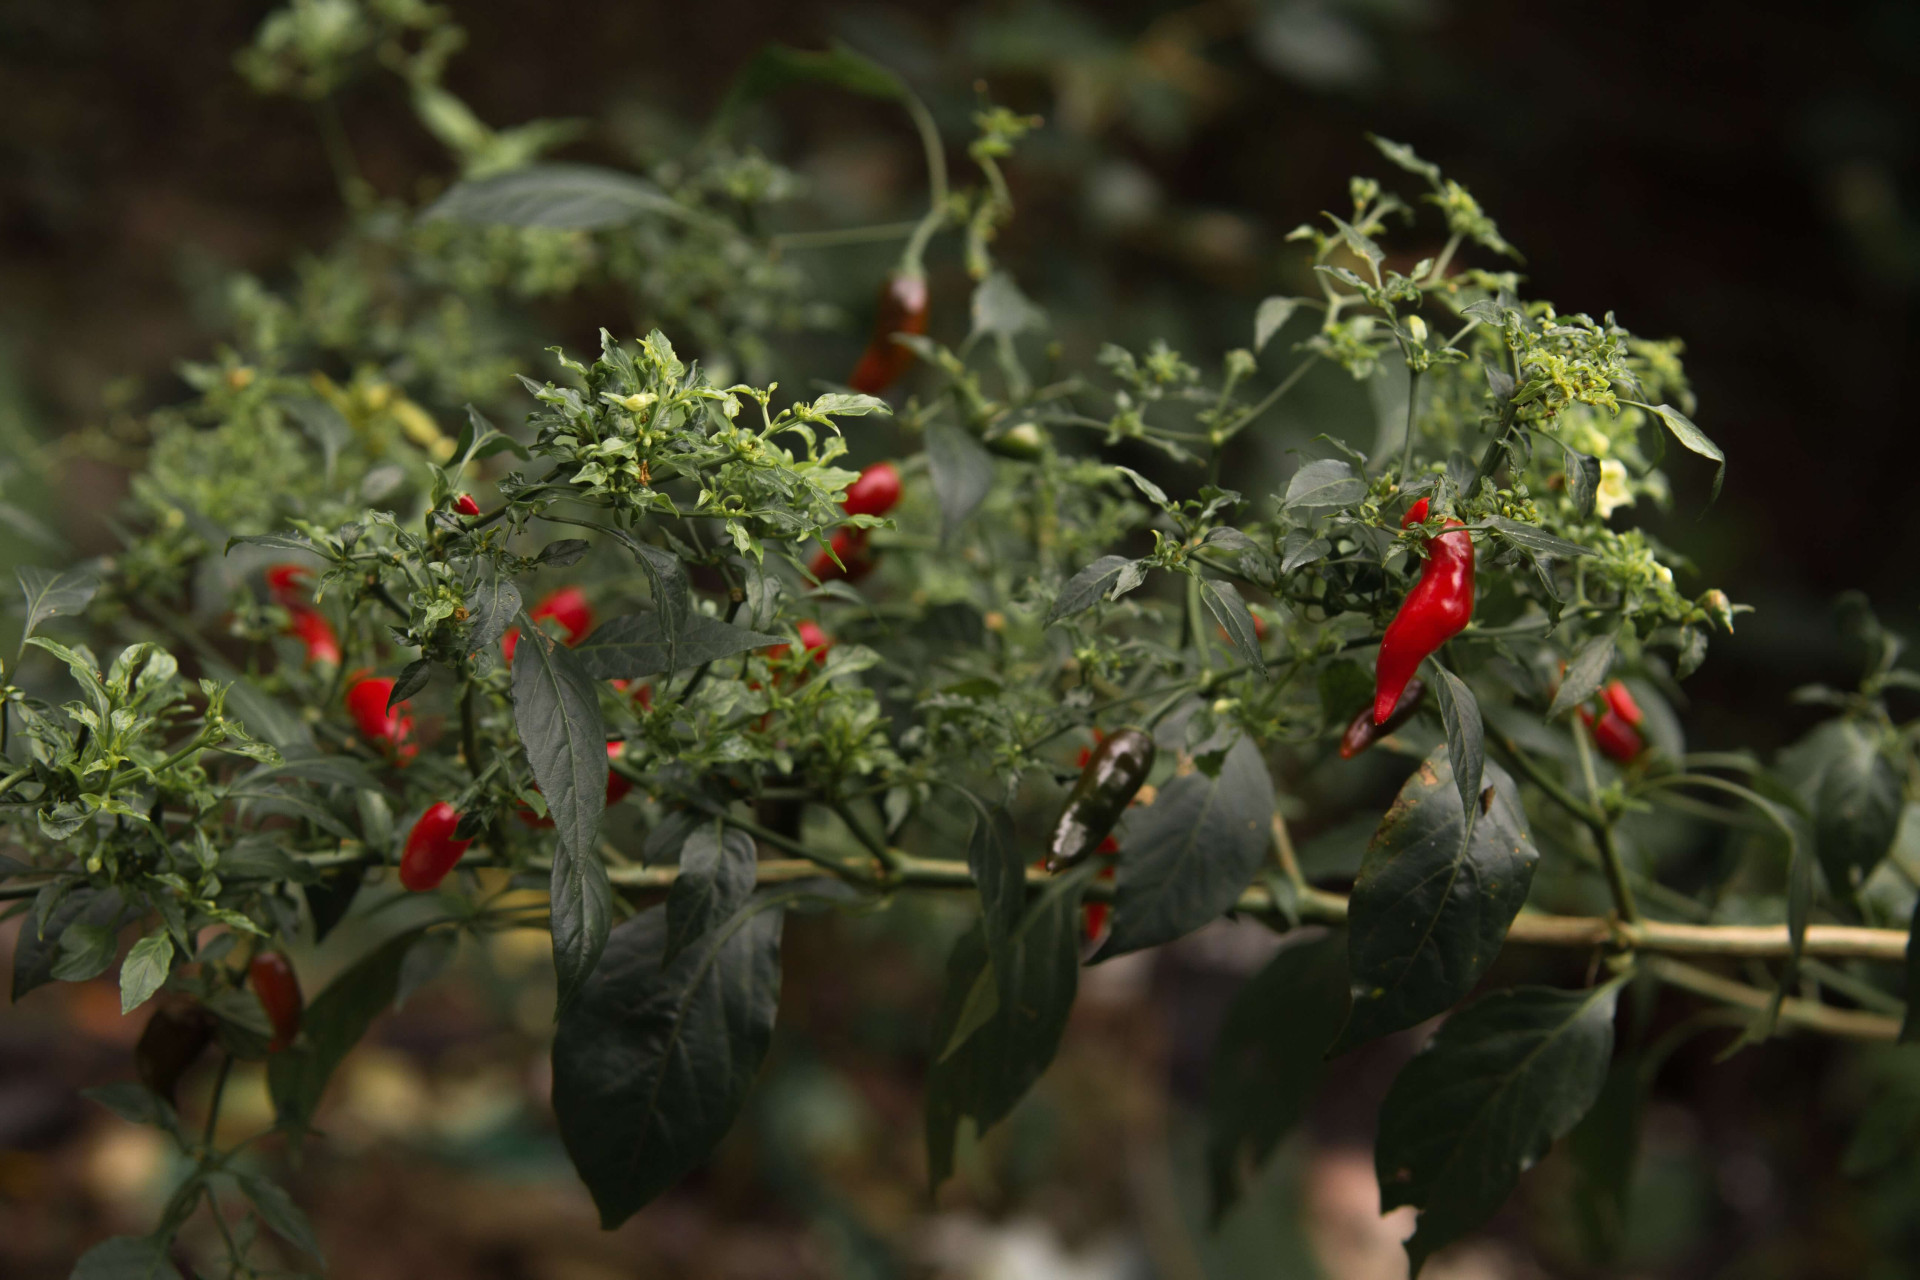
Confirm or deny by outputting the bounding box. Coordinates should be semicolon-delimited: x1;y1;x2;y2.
3;6;1917;1278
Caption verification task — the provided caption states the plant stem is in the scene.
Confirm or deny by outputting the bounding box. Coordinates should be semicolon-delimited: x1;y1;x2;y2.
1644;956;1899;1041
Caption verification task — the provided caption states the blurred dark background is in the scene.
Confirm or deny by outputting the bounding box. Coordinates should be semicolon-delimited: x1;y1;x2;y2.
3;1;1919;1277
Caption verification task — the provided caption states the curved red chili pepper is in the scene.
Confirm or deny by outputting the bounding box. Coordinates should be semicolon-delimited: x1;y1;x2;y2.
503;586;595;665
345;675;416;761
847;273;929;396
1373;508;1474;724
1581;705;1645;763
400;802;473;891
249;951;303;1054
287;607;340;667
1602;680;1644;727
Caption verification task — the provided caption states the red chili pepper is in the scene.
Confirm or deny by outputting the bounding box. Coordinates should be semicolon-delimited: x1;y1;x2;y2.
847;272;929;395
454;494;481;517
400;802;473;891
1581;706;1645;763
842;462;902;518
610;679;654;710
766;620;833;665
503;586;595;665
249;952;303;1054
810;528;874;583
265;563;312;609
345;675;416;760
518;742;634;827
286;607;341;667
1372;505;1474;724
1602;680;1643;727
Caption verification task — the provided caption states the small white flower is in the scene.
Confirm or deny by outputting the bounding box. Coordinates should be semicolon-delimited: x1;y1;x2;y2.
1595;458;1633;518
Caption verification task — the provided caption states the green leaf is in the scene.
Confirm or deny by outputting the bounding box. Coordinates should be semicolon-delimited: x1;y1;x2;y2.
1547;633;1616;721
69;1235;183;1280
970;271;1047;339
1198;577;1266;678
621;541;690;669
1094;735;1274;960
1283;458;1366;511
927;865;1095;1189
1205;930;1348;1219
1561;441;1601;519
53;923;119;983
1376;981;1624;1276
664;826;758;964
573;611;781;681
1641;402;1725;502
82;1082;178;1134
924;422;995;540
387;658;433;711
1565;1054;1646;1263
1336;748;1539;1051
13;888;122;999
1483;516;1594;559
16;566;100;641
1253;297;1304;352
1428;666;1485;847
269;930;422;1128
807;391;891;419
1325;213;1384;274
465;576;521;654
512;622;611;1010
1045;555;1142;626
237;1173;324;1260
718;41;905;124
1814;721;1902;891
551;897;785;1228
965;806;1026;988
424;163;682;229
118;931;173;1015
1368;134;1441;184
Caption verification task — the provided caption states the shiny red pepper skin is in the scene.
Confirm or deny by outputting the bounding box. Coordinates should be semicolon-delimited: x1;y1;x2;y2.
503;586;595;665
345;676;415;760
1373;506;1474;724
400;802;473;891
249;952;303;1054
847;272;929;395
1341;677;1426;759
810;528;874;583
842;462;902;517
1582;705;1645;763
1603;680;1644;727
454;494;481;517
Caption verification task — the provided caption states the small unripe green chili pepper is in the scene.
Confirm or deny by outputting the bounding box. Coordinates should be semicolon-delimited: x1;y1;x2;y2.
1047;727;1156;872
1340;677;1426;759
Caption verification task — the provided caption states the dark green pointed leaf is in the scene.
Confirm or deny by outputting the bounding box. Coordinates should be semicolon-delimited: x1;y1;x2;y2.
16;566;100;641
1206;930;1349;1219
53;923;119;983
573;611;782;681
537;539;591;568
1336;748;1538;1050
1283;458;1365;511
387;659;433;711
1483;516;1593;559
83;1082;178;1133
13;888;122;999
664;826;757;964
1547;633;1616;721
1561;442;1601;519
269;929;423;1127
1376;981;1623;1276
927;864;1094;1189
966;806;1025;983
1094;735;1274;960
552;897;785;1228
465;576;521;653
424;163;682;229
1045;555;1139;626
70;1235;183;1280
237;1173;324;1260
925;422;994;540
1814;721;1901;890
1643;403;1724;502
624;541;690;668
1429;666;1485;848
1198;578;1266;678
512;621;611;1009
